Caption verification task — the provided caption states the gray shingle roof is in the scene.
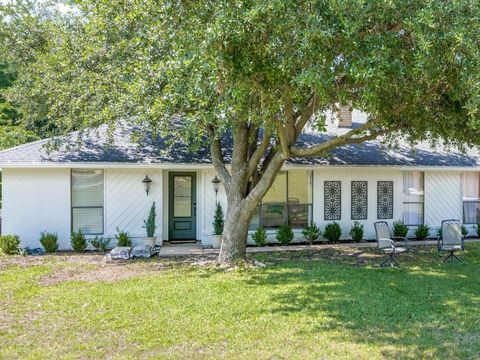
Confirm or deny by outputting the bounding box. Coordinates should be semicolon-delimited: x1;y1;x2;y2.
0;122;478;168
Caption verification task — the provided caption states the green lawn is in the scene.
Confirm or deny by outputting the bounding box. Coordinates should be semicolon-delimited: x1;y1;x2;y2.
1;244;479;359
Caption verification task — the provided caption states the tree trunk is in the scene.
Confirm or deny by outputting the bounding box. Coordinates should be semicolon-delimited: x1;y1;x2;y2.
217;198;258;265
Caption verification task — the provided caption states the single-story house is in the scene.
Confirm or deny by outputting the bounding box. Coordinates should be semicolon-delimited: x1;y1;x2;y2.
0;110;479;250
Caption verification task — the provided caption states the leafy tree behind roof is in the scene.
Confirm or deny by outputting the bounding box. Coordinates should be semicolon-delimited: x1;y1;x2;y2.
0;61;39;150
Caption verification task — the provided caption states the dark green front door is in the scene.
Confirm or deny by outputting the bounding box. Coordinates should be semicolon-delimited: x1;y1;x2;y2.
169;172;197;240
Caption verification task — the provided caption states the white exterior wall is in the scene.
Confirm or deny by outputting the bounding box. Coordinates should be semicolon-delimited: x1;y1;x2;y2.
424;171;465;236
198;168;470;244
2;168;71;249
312;168;404;240
1;168;165;249
0;166;474;250
104;168;163;246
200;167;403;244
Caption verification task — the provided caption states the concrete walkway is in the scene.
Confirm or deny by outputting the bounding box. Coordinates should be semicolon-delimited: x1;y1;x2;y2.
159;239;480;257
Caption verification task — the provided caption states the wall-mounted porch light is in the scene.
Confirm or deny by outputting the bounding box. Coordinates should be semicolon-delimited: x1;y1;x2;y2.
212;175;221;202
142;174;152;195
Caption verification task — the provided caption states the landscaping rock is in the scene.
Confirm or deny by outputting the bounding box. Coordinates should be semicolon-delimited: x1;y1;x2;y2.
151;245;161;256
129;245;153;259
24;247;45;256
253;259;267;268
108;247;132;260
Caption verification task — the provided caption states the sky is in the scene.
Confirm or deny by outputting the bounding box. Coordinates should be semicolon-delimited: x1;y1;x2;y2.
0;0;74;14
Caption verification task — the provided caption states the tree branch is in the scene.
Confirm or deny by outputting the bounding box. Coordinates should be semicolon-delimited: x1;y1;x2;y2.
207;125;231;192
290;120;384;158
245;151;286;203
295;93;319;137
277;122;291;159
247;126;272;180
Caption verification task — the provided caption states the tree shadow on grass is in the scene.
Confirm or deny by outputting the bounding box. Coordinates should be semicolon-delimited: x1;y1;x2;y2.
246;246;480;359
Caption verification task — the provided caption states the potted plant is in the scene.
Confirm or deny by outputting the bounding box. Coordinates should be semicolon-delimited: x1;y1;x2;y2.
212;202;224;249
143;202;160;247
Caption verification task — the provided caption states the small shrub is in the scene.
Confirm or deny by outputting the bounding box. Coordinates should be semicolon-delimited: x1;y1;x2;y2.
0;235;20;255
213;203;224;235
89;236;111;252
302;222;321;244
393;220;409;237
323;222;342;243
252;228;267;247
349;221;364;243
115;228;132;247
71;230;87;252
143;202;157;237
415;224;430;240
276;224;294;245
476;223;480;237
39;232;58;253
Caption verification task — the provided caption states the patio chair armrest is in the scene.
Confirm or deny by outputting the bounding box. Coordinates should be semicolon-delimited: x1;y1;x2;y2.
378;238;394;250
393;236;410;248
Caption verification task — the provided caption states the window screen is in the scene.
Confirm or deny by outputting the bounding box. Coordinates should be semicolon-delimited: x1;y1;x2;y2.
71;169;104;234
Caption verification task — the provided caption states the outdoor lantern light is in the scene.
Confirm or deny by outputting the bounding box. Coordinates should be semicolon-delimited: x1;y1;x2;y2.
142;174;152;195
212;175;221;196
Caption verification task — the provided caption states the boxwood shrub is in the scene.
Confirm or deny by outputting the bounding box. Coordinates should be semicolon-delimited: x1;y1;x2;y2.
415;224;430;240
0;235;20;255
251;228;267;247
276;224;294;245
324;222;342;243
71;230;87;252
40;232;59;253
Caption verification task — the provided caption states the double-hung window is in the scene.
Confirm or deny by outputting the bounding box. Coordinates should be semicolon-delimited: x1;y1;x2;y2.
402;171;424;225
462;172;480;224
71;169;104;234
249;171;312;230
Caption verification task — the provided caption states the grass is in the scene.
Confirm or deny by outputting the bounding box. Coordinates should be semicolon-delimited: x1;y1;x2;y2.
1;244;480;359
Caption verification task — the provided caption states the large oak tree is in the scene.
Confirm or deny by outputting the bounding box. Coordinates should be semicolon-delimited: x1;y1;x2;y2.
2;0;479;265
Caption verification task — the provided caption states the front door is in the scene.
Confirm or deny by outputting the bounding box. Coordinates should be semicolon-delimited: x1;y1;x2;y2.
169;172;197;240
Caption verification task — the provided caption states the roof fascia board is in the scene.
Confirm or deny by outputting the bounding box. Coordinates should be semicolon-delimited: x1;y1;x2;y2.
0;162;478;172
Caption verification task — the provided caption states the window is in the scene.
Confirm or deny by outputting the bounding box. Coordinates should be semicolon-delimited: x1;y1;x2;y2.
250;171;312;229
402;172;424;225
173;176;192;217
71;169;104;234
462;172;480;224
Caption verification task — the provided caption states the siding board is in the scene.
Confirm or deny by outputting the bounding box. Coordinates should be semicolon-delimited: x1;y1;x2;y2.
105;169;163;245
424;171;462;235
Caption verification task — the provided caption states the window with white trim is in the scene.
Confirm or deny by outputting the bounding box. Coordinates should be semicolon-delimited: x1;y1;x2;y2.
249;170;313;230
462;172;480;224
402;171;424;225
71;169;104;234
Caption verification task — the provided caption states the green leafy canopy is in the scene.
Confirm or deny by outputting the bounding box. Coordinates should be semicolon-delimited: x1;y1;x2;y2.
2;0;479;149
